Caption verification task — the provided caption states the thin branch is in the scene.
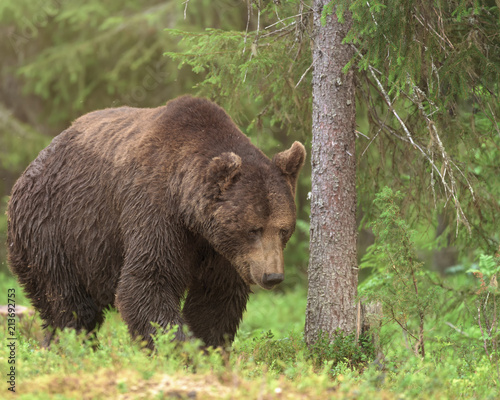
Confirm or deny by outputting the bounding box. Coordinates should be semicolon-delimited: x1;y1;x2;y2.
355;130;370;140
445;321;470;337
491;291;497;337
404;73;473;232
356;50;418;149
449;158;475;202
244;1;261;83
295;60;313;88
243;0;252;54
260;21;296;39
488;102;500;140
430;148;437;208
412;10;452;54
264;11;313;30
183;0;190;20
355;44;472;233
358;76;388;158
366;102;463;220
256;1;261;41
361;118;383;159
432;5;455;49
366;1;390;45
388;310;419;342
478;306;491;358
365;0;474;233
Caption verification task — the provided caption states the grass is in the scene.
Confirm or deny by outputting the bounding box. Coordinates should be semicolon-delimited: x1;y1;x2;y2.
0;272;498;399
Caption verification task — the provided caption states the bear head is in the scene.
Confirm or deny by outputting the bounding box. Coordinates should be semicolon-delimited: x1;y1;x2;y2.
205;141;306;290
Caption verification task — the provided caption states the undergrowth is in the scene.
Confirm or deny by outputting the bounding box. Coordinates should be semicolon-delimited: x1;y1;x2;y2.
0;279;498;399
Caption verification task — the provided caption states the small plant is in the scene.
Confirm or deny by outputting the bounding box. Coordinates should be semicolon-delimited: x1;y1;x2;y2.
360;187;439;358
467;248;499;377
307;330;375;374
237;328;374;378
239;330;303;375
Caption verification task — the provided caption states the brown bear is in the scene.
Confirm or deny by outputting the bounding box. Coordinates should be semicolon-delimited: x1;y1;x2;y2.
7;96;306;349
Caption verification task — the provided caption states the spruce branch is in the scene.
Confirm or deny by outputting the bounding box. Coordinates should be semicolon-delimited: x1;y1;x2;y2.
388;309;419;343
404;74;473;234
353;45;472;234
412;8;453;54
487;102;500;140
355;130;370;140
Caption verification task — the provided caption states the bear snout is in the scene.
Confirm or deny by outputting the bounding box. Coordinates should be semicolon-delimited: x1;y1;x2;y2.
252;250;285;290
258;244;285;289
262;272;284;287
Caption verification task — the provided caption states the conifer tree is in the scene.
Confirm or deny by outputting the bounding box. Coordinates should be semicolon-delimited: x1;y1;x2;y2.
304;1;358;344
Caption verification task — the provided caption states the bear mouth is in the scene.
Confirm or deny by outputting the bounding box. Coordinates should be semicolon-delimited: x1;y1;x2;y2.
233;260;255;286
239;264;280;290
244;273;256;286
258;281;278;290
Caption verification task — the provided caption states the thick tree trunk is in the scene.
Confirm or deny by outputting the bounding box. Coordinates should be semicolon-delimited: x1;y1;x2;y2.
304;2;358;346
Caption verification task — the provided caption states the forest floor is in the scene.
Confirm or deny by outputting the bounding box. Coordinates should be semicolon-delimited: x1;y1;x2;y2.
0;273;498;399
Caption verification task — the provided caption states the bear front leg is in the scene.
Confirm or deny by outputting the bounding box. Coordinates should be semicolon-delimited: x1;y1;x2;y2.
116;258;188;350
183;256;250;348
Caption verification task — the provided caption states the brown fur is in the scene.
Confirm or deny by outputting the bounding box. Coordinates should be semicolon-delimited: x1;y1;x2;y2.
7;96;306;349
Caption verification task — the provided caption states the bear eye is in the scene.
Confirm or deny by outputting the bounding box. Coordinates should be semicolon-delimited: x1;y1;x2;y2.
248;228;263;240
279;229;289;240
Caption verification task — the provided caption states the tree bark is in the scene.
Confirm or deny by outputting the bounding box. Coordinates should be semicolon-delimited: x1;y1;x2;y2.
305;2;358;346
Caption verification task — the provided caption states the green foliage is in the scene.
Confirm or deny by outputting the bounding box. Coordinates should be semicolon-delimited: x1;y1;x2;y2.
468;253;500;280
340;0;500;251
340;0;500;100
1;1;183;124
361;187;439;357
0;110;51;171
466;247;499;367
165;1;312;138
237;286;307;336
360;187;499;386
0;109;52;265
307;330;375;373
238;330;303;375
236;328;374;378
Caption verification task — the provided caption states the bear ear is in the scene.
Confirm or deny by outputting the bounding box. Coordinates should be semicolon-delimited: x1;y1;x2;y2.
208;152;242;194
272;141;306;194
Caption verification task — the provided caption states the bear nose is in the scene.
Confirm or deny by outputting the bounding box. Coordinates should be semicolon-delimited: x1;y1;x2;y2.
262;273;284;286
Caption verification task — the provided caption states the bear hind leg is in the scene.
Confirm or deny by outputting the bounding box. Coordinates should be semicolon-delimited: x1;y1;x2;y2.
42;286;105;349
8;240;106;348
